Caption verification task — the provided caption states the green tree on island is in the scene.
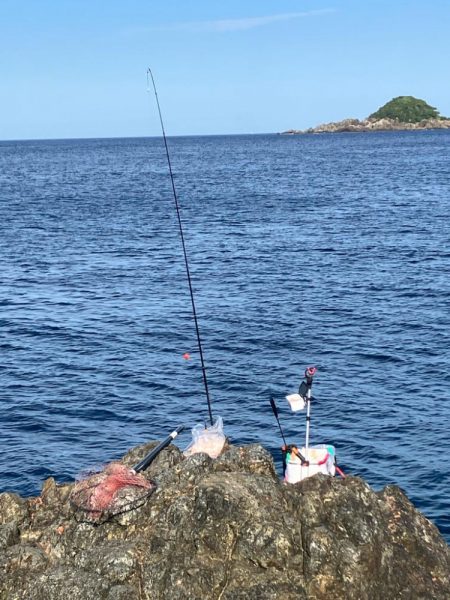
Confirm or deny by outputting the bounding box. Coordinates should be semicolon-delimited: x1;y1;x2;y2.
369;96;445;123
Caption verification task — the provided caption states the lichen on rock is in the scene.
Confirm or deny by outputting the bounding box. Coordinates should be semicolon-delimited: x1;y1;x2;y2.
0;442;449;599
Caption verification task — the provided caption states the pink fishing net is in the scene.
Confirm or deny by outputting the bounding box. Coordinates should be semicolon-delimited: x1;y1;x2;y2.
70;462;156;523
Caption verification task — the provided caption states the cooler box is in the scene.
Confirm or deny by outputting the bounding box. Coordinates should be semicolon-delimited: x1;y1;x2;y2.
285;444;336;483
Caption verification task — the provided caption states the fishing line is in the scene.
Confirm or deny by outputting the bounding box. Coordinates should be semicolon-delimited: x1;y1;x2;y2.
147;68;213;426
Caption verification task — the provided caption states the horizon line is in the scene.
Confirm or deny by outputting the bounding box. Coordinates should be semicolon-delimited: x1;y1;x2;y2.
0;132;281;143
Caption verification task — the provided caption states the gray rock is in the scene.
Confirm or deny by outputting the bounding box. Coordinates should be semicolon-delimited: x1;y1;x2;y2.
0;442;448;599
0;492;27;524
0;522;19;549
283;116;450;134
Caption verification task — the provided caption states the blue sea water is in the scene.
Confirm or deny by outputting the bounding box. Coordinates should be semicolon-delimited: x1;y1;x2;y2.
0;131;449;543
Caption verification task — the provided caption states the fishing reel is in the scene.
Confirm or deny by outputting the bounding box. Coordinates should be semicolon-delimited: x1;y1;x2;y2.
305;366;317;383
281;444;309;468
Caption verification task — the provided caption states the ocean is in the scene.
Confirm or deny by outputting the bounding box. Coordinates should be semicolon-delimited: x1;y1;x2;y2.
1;131;449;542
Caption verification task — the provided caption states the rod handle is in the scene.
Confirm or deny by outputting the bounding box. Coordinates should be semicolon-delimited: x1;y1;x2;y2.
133;425;185;473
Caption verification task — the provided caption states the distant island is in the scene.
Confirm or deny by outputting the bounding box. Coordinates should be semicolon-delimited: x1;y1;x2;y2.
283;96;450;134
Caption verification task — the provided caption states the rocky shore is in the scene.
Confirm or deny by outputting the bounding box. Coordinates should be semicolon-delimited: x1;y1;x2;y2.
283;117;450;134
1;442;449;599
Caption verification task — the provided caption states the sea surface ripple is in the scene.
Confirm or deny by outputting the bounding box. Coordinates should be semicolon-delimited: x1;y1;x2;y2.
0;131;449;542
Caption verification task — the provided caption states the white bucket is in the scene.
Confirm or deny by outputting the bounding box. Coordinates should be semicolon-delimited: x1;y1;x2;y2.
285;444;336;483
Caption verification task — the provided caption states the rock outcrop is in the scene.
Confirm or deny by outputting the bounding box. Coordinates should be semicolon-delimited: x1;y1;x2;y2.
1;442;449;599
283;116;450;135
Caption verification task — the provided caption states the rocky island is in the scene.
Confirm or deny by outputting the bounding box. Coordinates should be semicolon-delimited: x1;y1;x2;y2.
1;441;449;599
284;96;450;134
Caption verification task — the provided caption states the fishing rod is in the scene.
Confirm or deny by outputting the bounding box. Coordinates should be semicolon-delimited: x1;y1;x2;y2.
133;425;185;472
147;68;213;426
269;396;307;464
270;396;287;447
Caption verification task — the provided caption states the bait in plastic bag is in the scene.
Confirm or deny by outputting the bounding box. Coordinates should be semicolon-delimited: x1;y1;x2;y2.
184;416;226;459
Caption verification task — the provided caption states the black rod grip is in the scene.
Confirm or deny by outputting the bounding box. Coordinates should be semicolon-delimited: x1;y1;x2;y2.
133;425;184;473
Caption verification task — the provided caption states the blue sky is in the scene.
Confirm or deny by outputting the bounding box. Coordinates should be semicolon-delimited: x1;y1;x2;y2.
1;0;449;139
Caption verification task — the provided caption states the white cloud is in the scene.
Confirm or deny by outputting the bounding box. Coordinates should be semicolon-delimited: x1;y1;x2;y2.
126;9;335;35
182;10;335;32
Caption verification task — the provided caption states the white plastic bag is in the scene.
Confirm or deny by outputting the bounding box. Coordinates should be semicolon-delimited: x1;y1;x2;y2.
183;416;226;459
285;393;305;412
